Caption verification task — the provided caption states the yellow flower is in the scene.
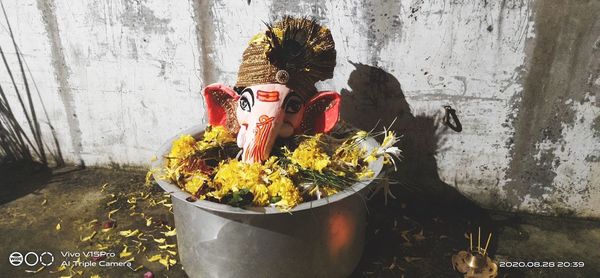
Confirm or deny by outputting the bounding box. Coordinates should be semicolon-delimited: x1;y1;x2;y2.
197;125;235;150
212;160;241;196
364;152;378;163
210;157;302;209
167;134;200;171
356;167;374;180
286;163;299;175
267;175;302;210
251;184;270;206
169;135;197;159
160;128;395;209
212;160;263;201
205;125;235;143
381;130;399;149
286;134;331;172
263;156;279;170
334;140;367;167
184;173;208;195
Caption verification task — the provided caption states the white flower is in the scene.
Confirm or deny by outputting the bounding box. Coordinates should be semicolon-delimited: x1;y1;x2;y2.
385;146;401;158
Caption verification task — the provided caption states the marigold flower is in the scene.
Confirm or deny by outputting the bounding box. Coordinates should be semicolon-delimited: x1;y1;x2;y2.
267;175;302;209
286;134;331;172
184;174;208;195
157;127;394;209
168;135;197;164
252;184;270;206
197;125;236;150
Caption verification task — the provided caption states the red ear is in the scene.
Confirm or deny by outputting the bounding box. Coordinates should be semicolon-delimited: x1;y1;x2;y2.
203;83;239;127
297;91;341;134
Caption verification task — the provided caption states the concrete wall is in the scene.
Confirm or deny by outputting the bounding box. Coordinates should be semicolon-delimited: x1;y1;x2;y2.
1;0;599;218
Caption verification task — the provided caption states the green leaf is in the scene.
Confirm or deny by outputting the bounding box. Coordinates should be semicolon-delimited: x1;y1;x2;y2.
270;196;282;204
224;189;253;207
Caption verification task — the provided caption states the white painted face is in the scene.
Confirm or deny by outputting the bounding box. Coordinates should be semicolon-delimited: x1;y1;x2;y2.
203;82;342;163
235;83;305;162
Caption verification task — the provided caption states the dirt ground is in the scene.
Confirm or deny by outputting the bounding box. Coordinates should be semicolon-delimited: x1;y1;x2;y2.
0;164;185;278
1;164;599;277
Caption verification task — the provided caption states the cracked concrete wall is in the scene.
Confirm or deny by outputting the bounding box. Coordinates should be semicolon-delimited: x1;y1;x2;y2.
505;0;600;218
1;0;599;218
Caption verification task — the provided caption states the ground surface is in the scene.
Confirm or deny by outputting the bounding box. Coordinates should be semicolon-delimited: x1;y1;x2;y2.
0;164;184;278
0;165;599;277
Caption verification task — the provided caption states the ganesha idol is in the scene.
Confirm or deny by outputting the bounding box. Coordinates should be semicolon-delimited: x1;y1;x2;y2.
203;17;340;163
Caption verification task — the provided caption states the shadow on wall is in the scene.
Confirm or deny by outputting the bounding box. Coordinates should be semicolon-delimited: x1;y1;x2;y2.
340;62;488;220
342;63;503;276
0;2;63;203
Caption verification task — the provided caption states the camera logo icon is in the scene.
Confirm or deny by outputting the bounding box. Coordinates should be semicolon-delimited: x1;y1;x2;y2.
8;251;53;267
9;252;23;266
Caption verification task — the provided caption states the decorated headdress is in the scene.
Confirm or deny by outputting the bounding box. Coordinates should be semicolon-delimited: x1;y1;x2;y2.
236;17;337;100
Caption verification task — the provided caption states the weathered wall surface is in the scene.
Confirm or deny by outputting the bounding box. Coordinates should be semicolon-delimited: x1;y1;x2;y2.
1;0;599;217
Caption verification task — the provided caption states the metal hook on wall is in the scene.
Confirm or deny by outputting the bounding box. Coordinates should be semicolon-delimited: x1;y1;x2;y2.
442;105;462;132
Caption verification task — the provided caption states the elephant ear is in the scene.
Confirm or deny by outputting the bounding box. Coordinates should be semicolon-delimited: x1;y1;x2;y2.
203;83;240;132
297;91;341;134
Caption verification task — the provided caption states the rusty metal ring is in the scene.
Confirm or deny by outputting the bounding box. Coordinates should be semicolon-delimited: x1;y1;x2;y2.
443;105;462;132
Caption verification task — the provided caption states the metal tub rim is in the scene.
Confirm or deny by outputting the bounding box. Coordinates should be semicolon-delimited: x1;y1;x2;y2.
152;124;383;215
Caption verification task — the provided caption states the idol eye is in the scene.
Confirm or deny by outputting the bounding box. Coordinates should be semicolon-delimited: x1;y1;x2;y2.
240;97;251;112
239;88;254;112
284;95;302;114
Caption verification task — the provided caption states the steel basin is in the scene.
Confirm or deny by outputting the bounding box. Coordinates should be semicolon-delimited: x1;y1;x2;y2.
152;124;383;278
